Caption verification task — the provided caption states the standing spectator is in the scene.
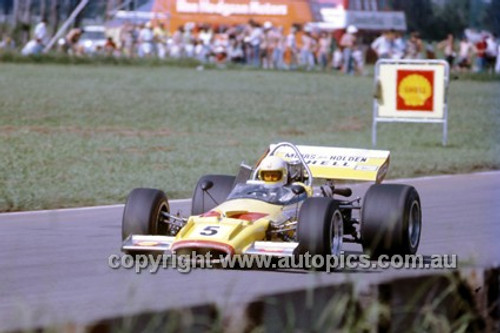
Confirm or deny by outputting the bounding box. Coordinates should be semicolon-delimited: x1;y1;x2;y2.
198;25;213;62
496;40;500;74
392;31;406;59
261;21;273;69
34;18;48;46
64;28;83;55
405;32;423;59
249;20;262;67
485;33;498;74
183;23;195;58
171;26;184;58
119;23;135;58
371;30;393;59
328;32;337;69
438;34;456;68
270;26;285;69
285;26;298;69
318;31;331;70
340;25;358;75
300;27;316;70
153;23;168;59
474;35;487;72
457;36;472;72
138;22;154;58
352;44;365;75
330;34;341;70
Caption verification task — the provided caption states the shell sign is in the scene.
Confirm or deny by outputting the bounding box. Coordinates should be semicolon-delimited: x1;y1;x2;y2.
375;61;447;120
372;59;450;147
396;70;434;112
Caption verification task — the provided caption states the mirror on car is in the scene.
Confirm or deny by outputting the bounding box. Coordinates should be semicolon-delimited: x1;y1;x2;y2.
291;185;305;195
201;180;214;191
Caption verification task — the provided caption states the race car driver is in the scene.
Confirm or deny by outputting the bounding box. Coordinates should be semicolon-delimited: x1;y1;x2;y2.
258;156;290;186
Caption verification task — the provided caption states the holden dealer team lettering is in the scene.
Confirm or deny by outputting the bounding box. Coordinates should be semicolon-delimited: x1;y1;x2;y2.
283;152;371;168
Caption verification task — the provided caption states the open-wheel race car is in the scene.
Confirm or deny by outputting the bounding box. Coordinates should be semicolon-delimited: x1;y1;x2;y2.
121;142;422;262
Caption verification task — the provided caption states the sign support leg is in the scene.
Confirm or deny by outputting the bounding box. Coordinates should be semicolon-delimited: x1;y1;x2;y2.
372;119;377;147
443;119;448;146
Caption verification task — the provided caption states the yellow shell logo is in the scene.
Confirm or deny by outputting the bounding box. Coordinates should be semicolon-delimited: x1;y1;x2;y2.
398;74;432;107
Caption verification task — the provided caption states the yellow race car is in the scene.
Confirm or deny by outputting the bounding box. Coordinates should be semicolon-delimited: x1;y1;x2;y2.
121;142;422;261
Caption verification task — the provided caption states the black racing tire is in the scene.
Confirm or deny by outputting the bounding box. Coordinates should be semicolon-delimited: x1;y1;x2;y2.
122;188;170;241
361;184;422;257
297;198;344;258
191;175;236;215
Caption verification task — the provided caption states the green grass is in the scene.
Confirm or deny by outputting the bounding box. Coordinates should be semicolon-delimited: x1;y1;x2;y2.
0;63;499;211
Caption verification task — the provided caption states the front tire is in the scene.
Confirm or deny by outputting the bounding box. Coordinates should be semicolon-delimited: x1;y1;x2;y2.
361;184;422;257
122;188;170;241
297;198;343;257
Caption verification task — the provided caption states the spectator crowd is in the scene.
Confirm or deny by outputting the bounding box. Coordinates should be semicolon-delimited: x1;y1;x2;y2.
2;18;499;74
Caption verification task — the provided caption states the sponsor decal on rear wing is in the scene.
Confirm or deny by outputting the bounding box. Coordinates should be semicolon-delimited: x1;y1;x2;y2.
269;144;390;183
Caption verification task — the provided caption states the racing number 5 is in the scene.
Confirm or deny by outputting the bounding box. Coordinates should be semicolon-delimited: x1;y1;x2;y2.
200;226;220;236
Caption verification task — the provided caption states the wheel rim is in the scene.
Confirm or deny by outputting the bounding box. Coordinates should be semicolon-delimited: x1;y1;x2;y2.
330;210;343;256
408;200;421;248
156;202;170;235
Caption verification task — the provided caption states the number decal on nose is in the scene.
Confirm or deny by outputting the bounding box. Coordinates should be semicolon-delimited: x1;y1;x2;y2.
199;226;220;236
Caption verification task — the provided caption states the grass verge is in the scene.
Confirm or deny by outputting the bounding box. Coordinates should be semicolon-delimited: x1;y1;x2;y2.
0;64;498;211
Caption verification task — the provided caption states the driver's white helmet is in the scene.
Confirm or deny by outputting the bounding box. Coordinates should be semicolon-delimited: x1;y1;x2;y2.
258;156;289;186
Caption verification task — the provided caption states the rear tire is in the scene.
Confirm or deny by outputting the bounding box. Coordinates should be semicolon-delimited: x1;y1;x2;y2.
191;175;236;215
122;188;170;241
297;198;343;258
361;184;421;257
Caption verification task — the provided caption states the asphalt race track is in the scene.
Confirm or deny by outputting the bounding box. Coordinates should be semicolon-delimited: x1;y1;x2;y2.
0;171;499;331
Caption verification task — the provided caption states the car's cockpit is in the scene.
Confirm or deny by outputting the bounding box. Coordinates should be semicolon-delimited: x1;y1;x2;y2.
227;181;307;206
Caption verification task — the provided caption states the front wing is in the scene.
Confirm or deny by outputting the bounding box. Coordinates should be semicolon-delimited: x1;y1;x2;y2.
122;235;298;257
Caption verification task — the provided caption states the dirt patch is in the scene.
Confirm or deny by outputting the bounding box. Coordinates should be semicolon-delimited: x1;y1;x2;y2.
0;125;181;137
278;128;306;136
97;145;175;155
210;140;241;147
331;116;366;132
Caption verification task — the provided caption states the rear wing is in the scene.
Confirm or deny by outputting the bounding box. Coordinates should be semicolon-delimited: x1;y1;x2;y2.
267;144;390;183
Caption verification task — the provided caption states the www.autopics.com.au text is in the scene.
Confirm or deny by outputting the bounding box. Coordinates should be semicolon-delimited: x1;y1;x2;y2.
108;252;458;273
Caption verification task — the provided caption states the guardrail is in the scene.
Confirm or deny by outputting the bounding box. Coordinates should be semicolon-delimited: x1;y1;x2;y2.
25;267;499;332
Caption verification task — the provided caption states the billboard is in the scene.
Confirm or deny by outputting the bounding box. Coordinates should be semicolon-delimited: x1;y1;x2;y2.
153;0;313;28
146;0;404;31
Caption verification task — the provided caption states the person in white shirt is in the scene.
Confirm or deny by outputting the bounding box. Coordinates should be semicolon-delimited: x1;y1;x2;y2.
34;19;48;45
198;25;213;62
249;20;262;67
318;31;331;70
138;22;154;58
300;28;316;71
340;25;358;74
371;30;394;59
392;31;406;59
270;26;284;69
457;36;472;71
21;38;43;55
